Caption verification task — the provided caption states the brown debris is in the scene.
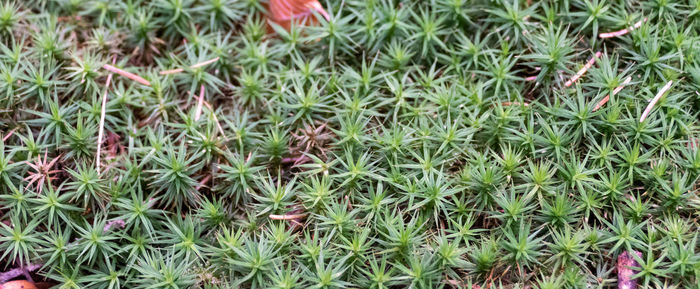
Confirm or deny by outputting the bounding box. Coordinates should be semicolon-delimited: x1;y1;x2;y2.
0;264;41;284
103;64;151;86
97;56;117;175
617;251;642;289
159;57;220;75
2;128;17;142
269;213;308;220
600;18;647;39
565;51;602;87
594;76;631;111
640;80;673;122
24;152;62;194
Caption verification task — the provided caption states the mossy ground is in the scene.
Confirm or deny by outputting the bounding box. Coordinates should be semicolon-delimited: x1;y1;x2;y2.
0;0;700;288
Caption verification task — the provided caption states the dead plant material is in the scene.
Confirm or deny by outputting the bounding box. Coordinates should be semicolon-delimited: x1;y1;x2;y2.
97;56;117;175
24;152;62;194
617;251;642;289
159;57;220;75
2;128;17;142
600;18;648;39
269;213;308;220
0;264;41;284
268;0;330;31
594;76;632;111
103;64;151;86
501;101;530;107
565;51;602;87
194;85;205;121
640;80;673;122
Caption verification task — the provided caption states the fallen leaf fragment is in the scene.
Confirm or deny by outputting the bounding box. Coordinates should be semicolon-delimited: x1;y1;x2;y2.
1;280;38;289
268;0;330;31
617;251;641;289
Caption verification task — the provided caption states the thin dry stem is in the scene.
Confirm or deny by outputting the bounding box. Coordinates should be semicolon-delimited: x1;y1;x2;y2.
599;18;647;39
594;76;632;111
640;80;673;122
97;56;117;175
195;85;205;121
565;51;602;87
159;57;220;75
2;127;17;142
269;213;308;220
103;64;151;86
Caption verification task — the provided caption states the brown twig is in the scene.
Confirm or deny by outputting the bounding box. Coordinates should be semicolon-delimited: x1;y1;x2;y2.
565;51;602;87
593;76;632;111
0;264;42;283
103;64;151;86
640;80;673;122
484;267;495;289
159;57;220;75
600;18;647;39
